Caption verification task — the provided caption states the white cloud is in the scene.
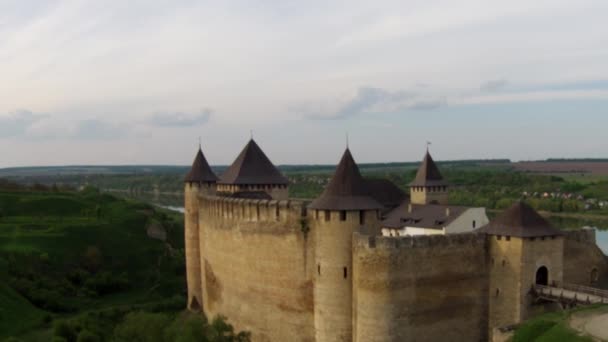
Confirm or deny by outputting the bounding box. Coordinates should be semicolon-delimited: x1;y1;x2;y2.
145;109;212;127
1;1;608;165
0;110;46;137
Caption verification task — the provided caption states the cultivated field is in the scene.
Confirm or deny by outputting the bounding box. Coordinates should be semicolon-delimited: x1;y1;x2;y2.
513;162;608;176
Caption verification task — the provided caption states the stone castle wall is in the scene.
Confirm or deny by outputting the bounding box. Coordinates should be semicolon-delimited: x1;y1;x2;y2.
352;232;489;342
198;195;315;342
192;194;608;342
563;229;608;286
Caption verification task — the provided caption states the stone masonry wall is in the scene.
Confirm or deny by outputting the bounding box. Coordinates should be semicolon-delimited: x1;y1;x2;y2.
563;229;608;286
198;196;315;342
352;232;489;342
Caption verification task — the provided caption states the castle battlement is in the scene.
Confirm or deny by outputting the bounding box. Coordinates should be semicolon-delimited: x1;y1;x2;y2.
562;227;596;244
199;195;308;224
354;231;487;250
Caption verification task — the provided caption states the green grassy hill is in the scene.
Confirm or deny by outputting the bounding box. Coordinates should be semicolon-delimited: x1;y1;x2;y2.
0;188;188;341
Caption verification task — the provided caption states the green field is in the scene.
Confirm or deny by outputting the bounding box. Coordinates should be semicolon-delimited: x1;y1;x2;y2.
0;187;248;342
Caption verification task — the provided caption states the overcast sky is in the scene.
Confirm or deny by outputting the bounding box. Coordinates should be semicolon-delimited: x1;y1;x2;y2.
1;0;608;167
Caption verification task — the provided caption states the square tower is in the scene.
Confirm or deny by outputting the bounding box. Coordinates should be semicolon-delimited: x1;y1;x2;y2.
409;150;449;205
479;202;563;332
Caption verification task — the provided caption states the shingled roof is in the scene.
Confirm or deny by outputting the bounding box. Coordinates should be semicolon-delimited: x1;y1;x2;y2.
308;148;383;211
410;151;447;187
364;178;407;209
219;139;289;185
382;203;468;229
477;201;563;238
185;147;219;183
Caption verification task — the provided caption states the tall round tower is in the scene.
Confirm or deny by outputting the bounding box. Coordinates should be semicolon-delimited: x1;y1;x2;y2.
309;148;383;342
184;145;218;311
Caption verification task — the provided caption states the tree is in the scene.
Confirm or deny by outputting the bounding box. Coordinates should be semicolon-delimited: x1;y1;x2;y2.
76;330;100;342
113;312;170;342
165;314;209;342
82;246;102;273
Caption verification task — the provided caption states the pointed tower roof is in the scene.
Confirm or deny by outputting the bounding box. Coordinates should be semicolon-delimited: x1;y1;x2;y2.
477;201;563;238
219;139;288;185
410;151;447;187
309;148;382;210
185;147;219;183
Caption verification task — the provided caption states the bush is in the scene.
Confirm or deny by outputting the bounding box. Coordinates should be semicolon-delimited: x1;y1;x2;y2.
164;314;208;342
82;246;103;273
83;272;129;296
113;312;170;342
53;320;77;342
76;330;100;342
4;337;25;342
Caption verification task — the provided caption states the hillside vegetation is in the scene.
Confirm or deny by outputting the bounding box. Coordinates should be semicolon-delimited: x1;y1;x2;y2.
0;185;249;341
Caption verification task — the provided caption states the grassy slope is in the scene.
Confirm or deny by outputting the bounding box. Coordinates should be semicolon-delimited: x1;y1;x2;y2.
512;306;602;342
0;189;185;340
0;264;45;336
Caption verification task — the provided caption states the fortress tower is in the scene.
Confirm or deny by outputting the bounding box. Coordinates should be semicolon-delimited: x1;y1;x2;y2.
184;145;218;311
217;138;289;200
409;150;449;205
478;202;564;332
309;148;383;342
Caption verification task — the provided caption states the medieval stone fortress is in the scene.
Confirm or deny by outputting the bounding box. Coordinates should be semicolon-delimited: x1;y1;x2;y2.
184;138;608;342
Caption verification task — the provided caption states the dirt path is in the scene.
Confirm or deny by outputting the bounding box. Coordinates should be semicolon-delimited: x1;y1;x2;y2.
570;309;608;341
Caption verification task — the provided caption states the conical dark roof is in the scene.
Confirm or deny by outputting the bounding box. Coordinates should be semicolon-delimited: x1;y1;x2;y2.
185;147;219;183
477;201;563;238
410;151;447;187
219;139;288;185
308;148;382;210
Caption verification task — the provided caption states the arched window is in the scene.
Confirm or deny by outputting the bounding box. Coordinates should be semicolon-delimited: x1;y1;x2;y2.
472;220;476;228
343;267;348;279
591;268;599;285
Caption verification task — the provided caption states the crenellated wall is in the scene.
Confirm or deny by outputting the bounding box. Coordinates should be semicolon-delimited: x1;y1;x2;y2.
198;195;315;342
191;193;608;342
563;228;608;286
352;232;489;342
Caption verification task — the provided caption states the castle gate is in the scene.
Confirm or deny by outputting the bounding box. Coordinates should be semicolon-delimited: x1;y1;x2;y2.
536;266;549;286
